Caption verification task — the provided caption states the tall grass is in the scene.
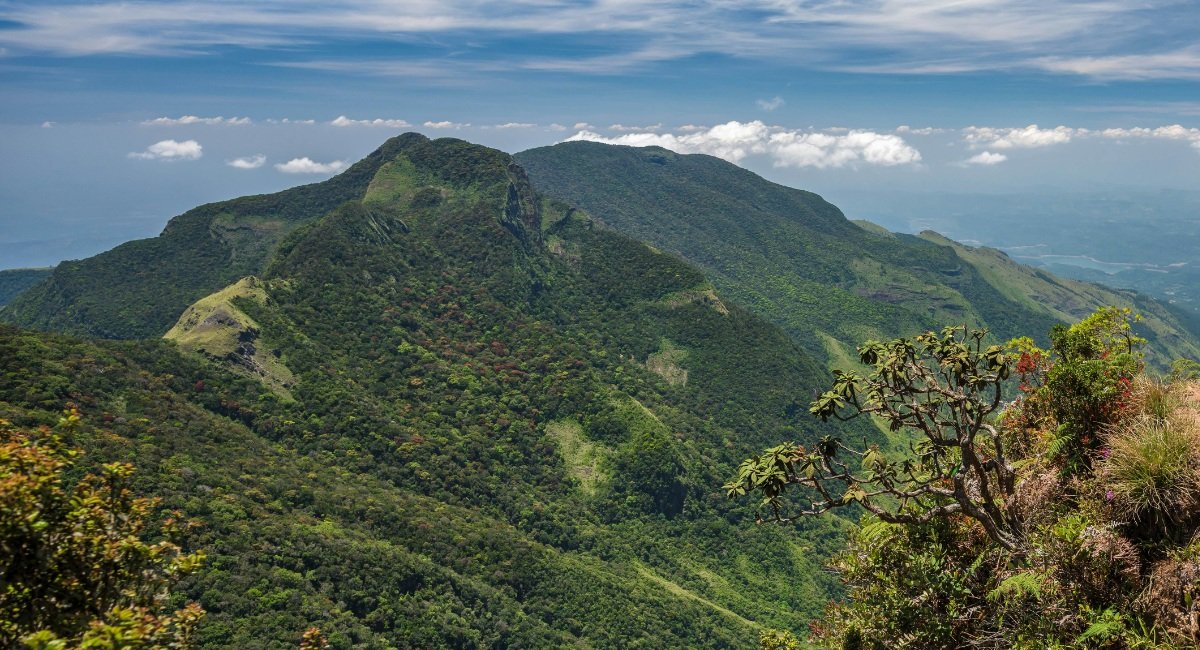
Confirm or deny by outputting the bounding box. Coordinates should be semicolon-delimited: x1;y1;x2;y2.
1134;377;1182;423
1100;413;1200;524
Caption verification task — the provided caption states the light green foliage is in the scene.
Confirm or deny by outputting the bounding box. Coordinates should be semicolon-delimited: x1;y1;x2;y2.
1101;408;1200;530
728;325;1017;548
646;338;690;386
0;416;204;648
759;628;802;650
546;419;608;495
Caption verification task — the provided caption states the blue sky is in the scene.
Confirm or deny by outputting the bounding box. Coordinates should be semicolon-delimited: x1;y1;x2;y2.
2;0;1199;267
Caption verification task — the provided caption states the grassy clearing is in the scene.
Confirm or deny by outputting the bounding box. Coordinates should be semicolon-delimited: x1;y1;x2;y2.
646;338;689;387
164;277;295;399
634;562;761;631
546;419;609;496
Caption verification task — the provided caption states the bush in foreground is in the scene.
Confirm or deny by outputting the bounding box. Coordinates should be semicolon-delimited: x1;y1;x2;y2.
732;308;1200;648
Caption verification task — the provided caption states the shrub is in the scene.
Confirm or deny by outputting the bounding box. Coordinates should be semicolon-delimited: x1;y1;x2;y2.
0;415;205;648
1100;414;1200;531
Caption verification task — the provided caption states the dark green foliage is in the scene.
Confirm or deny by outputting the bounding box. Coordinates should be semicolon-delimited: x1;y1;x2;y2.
0;268;52;307
0;136;864;647
516;143;1193;366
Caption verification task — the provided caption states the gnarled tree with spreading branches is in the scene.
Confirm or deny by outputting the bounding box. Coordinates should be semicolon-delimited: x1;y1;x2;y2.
724;325;1021;550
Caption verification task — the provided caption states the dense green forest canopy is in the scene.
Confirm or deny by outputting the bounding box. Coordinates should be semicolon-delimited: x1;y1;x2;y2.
0;135;877;648
0;268;52;307
515;142;1200;367
3;134;1200;648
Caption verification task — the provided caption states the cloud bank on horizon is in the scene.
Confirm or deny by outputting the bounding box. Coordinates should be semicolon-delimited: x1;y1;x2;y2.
565;121;922;169
108;116;1200;177
563;120;1200;169
1;0;1198;270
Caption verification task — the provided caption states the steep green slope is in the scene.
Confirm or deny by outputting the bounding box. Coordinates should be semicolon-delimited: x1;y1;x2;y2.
1;134;867;648
0;267;52;306
2;135;429;340
514;142;1199;365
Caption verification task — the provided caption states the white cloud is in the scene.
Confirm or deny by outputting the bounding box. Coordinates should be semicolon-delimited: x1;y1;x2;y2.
495;122;536;129
1099;125;1200;140
40;121;54;128
565;120;922;169
423;120;468;129
896;125;944;135
963;151;1008;166
331;115;410;128
274;157;347;174
143;115;251;126
609;123;663;132
959;123;1200;154
572;122;593;130
547;123;567;131
770;130;922;168
756;96;785;111
962;124;1079;149
128;139;203;161
227;154;266;169
1098;124;1200;151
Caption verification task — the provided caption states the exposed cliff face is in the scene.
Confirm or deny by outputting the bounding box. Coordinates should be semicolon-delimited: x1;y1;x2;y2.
501;160;543;249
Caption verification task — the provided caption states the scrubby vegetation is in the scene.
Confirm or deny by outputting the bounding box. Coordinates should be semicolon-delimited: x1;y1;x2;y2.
732;307;1200;648
1;416;204;648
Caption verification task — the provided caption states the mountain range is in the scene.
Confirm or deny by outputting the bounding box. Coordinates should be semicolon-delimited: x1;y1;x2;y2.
2;133;1198;648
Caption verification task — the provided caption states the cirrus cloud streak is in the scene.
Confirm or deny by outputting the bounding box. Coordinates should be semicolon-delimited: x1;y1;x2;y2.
2;1;1196;81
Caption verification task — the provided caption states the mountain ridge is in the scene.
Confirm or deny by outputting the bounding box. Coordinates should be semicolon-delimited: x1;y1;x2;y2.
1;134;864;647
515;140;1200;366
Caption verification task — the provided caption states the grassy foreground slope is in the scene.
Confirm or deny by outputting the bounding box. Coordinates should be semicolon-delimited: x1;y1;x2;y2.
1;134;871;648
515;142;1200;366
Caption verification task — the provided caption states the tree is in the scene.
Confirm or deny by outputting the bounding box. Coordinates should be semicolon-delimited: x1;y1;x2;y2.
1;411;205;649
724;325;1020;549
730;309;1200;647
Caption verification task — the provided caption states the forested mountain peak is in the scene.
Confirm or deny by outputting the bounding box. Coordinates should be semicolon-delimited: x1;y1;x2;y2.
0;133;541;339
2;133;875;647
